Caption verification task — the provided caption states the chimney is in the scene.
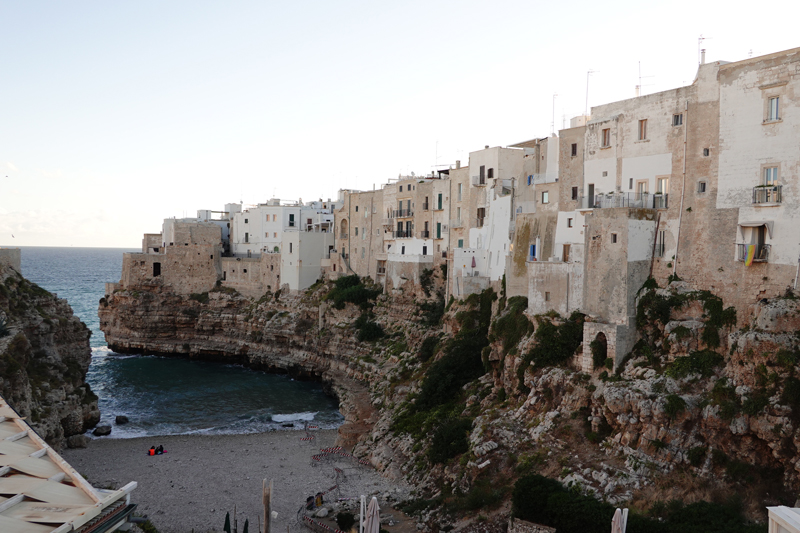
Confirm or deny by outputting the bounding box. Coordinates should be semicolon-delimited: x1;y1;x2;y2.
635;85;640;97
485;145;489;149
456;160;461;169
700;49;706;65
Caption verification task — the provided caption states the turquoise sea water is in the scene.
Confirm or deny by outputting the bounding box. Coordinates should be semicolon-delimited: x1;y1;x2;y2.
19;247;343;437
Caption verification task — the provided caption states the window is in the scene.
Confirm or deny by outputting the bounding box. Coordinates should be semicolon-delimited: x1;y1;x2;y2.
458;239;464;248
289;243;293;253
244;232;249;243
355;205;359;212
361;247;365;258
244;218;248;224
541;191;549;204
289;214;295;227
765;166;779;186
601;128;610;147
571;143;577;156
767;97;780;121
545;292;551;302
528;175;533;186
487;168;494;180
437;193;443;210
673;113;683;126
638;119;647;140
529;244;536;259
698;181;707;193
567;218;573;228
602;171;608;177
657;177;669;194
655;230;666;257
354;227;359;236
273;214;277;221
243;269;247;273
458;183;463;201
456;207;461;221
401;245;405;255
703;148;710;157
479;165;485;184
629;178;633;190
422;245;427;255
436;222;442;239
611;233;618;243
153;263;161;277
362;228;366;240
274;232;277;238
399;186;402;192
572;187;578;200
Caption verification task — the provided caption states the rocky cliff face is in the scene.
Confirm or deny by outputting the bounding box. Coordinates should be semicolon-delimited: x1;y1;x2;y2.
99;275;800;527
0;263;100;449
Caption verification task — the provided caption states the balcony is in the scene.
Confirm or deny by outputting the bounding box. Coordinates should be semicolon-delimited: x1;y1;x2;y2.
737;243;770;263
394;209;414;218
471;176;487;186
450;220;464;229
433;204;444;211
577;192;668;210
753;185;782;204
392;231;411;239
422;203;429;211
420;230;430;238
339;234;348;240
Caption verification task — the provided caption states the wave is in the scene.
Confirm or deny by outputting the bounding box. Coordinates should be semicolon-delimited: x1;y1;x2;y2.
272;412;318;423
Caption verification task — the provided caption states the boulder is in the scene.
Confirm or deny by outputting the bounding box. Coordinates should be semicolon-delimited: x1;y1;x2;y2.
66;435;90;448
314;508;329;518
115;415;130;425
93;425;112;436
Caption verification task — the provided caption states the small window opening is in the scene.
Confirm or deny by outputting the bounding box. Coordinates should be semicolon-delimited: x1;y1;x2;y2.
611;233;618;243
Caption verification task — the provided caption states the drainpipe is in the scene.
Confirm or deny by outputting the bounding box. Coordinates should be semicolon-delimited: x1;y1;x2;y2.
673;100;689;278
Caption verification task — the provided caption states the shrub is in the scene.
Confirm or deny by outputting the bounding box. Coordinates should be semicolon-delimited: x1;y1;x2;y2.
428;417;472;464
516;311;585;391
665;350;723;379
189;292;209;304
664;394;687;419
688;446;707;467
336;512;355;531
418;335;439;362
354;312;384;342
590;339;607;369
490;296;533;354
0;316;8;338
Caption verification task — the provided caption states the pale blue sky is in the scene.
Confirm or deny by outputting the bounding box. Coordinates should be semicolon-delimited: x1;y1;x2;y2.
2;1;799;247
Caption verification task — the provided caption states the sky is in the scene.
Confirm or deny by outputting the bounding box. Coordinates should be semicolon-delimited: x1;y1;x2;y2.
2;1;799;248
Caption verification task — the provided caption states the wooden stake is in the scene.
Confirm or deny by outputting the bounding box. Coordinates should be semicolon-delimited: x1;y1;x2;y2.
263;478;273;533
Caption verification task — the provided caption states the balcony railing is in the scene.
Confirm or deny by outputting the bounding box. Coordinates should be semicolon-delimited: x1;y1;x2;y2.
339;234;348;240
433;204;444;211
393;209;414;218
422;203;429;211
450;220;464;228
753;185;782;204
420;230;430;238
577;192;668;209
471;176;487;186
392;231;411;238
737;243;770;263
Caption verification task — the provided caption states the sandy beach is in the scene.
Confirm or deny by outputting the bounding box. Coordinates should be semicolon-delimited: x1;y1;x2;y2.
62;430;413;533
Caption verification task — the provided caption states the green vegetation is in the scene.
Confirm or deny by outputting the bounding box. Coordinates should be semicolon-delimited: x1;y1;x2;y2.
326;275;382;310
664;394;687;419
354;312;384;342
489;296;532;355
428;417;473;464
687;446;707;467
189;292;209;304
665;350;724;379
516;311;585;393
336;512;356;531
0;316;9;338
418;335;439;362
590;338;607;369
512;474;763;533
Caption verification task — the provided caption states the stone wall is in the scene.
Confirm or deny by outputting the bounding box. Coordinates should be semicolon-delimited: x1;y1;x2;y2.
120;244;222;295
220;254;280;298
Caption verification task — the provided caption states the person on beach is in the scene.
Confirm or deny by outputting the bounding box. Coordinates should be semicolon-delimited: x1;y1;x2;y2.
149;446;156;456
156;445;164;455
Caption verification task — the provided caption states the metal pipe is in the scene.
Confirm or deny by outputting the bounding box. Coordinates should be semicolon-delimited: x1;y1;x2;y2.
673;100;689;277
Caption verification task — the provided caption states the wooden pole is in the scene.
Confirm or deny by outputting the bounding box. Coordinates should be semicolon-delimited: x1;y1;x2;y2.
263;478;273;533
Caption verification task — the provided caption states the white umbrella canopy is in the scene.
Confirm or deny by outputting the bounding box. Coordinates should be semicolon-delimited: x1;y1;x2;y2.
611;508;628;533
363;497;380;533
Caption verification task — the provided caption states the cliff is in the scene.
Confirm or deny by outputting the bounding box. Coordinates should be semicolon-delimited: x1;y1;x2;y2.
99;273;800;529
0;263;100;449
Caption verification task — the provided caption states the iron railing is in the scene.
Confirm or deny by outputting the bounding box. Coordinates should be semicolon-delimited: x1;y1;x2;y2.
737;243;770;263
752;185;782;204
392;231;411;238
393;209;414;218
420;230;430;238
578;192;668;209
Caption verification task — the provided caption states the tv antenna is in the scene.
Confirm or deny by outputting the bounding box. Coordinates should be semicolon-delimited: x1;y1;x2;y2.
585;70;597;117
636;61;655;96
551;94;558;135
698;35;711;64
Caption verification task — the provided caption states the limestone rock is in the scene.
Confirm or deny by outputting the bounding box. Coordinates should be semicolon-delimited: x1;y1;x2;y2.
115;415;130;425
93;425;112;436
66;434;90;448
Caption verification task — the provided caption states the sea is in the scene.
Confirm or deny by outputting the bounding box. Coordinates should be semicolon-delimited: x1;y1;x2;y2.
18;247;343;438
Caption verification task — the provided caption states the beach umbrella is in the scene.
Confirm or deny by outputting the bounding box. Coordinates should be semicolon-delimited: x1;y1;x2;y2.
243;518;249;533
471;256;476;268
363;497;380;533
224;512;231;533
611;508;628;533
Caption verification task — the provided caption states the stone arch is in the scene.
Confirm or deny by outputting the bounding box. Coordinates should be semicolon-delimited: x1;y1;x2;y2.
591;332;608;370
